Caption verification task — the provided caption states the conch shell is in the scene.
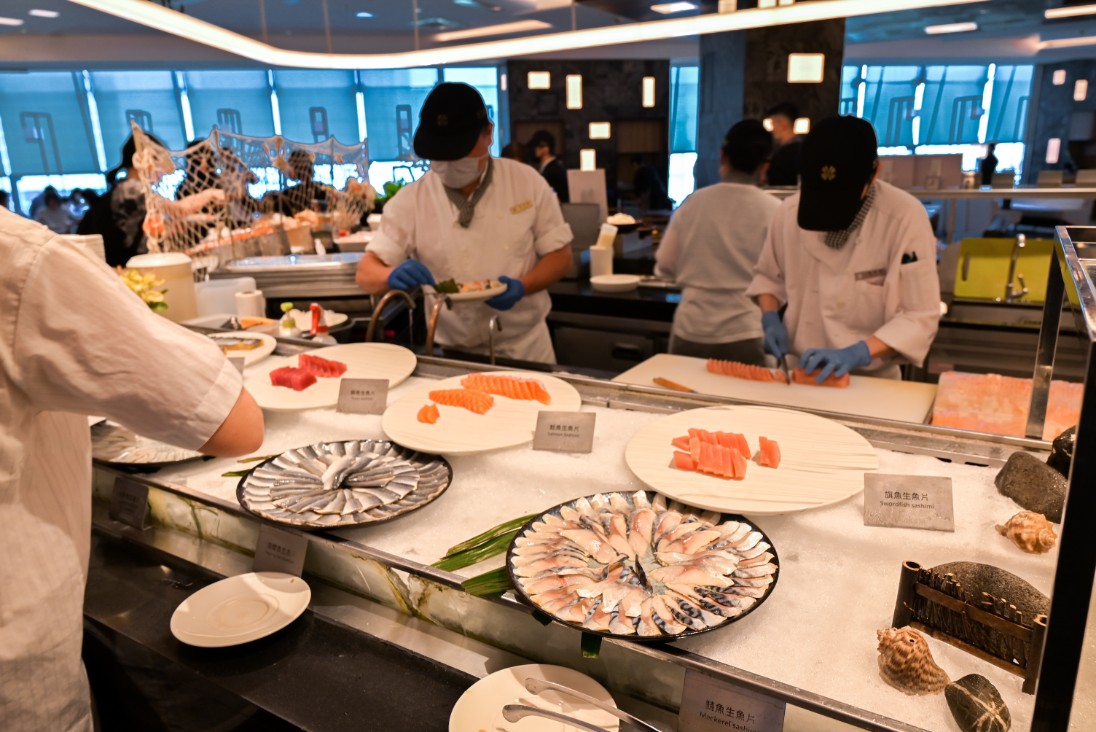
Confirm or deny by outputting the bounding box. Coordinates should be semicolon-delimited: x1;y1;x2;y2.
996;511;1057;554
876;626;950;695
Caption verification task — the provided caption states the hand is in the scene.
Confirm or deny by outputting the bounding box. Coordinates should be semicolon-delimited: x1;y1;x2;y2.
761;311;788;359
387;259;435;291
486;275;525;311
800;341;872;383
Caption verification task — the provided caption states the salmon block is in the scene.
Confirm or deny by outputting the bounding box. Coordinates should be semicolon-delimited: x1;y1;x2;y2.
269;366;317;391
428;388;495;414
417;403;440;424
757;436;781;468
707;358;783;383
792;368;851;388
461;373;551;404
298;353;348;378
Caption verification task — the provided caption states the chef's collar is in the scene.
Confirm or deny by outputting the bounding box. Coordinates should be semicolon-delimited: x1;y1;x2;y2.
824;183;876;250
443;157;494;228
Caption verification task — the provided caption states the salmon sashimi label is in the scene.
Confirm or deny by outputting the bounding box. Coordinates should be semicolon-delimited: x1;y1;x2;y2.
270;365;317;391
460;373;551;404
428;387;495;414
707;358;786;383
417;403;440;424
298;353;349;378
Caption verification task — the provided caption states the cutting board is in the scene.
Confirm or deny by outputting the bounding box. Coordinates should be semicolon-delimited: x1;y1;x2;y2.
613;353;937;423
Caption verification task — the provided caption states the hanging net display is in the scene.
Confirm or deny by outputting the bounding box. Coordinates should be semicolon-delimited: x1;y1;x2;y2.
130;123;374;266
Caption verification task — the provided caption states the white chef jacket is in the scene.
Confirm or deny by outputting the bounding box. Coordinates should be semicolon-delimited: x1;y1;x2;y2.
655;181;781;343
0;211;243;732
745;180;941;377
367;158;573;362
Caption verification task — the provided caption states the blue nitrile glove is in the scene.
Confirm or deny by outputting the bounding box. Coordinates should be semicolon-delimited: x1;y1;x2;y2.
387;259;435;291
800;341;872;383
486;275;525;311
761;311;788;359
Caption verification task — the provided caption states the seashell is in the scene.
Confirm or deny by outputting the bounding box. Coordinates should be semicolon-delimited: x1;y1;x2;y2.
995;511;1057;554
945;674;1011;732
876;626;950;695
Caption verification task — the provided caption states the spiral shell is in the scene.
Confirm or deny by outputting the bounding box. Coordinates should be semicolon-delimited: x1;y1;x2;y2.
876;626;950;695
995;511;1057;554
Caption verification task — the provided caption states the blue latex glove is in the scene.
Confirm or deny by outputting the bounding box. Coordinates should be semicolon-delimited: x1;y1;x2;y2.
387;259;435;291
486;275;525;311
761;311;788;358
800;341;872;383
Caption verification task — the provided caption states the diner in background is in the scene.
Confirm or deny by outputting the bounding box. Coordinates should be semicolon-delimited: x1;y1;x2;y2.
262;149;335;216
747;115;941;382
764;102;804;187
655;119;781;364
529;129;570;202
355;82;573;363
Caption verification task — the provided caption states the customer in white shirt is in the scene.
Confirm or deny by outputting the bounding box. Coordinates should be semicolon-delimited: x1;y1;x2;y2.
33;188;76;234
655;119;781;364
746;116;941;381
357;83;573;363
0;210;265;732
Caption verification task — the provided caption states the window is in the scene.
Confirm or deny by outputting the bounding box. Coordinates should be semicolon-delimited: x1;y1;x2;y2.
0;72;99;175
920;65;988;145
183;70;275;139
986;65;1032;144
360;68;441;163
668;64;699;206
442;67;500;157
90;71;187;159
862;65;919;147
274;70;359;145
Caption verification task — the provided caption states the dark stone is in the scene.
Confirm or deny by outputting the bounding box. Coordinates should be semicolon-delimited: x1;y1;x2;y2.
945;674;1011;732
930;562;1049;624
994;451;1067;522
1046;426;1076;477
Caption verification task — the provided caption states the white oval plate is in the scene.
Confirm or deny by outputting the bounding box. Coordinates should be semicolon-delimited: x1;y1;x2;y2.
590;274;640;293
207;332;277;366
382;371;581;455
449;664;619;732
170;572;311;648
428;279;507;303
246;343;417;412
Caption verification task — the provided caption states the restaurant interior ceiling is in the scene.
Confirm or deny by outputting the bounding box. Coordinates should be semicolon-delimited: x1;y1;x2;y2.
1;0;1095;68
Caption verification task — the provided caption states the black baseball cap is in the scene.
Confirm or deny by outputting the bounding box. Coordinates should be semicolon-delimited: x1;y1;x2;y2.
797;116;879;232
413;82;490;161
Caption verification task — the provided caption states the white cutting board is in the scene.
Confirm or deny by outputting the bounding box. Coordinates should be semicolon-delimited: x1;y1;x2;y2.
613;354;936;424
625;405;878;515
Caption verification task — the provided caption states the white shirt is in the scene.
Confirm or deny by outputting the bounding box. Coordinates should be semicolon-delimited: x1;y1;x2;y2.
655;181;781;343
0;211;243;732
367;158;572;362
745;180;941;375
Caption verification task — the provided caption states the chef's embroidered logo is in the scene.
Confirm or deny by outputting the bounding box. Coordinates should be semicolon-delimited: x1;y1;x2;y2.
510;200;533;214
821;165;837;181
437;114;448;127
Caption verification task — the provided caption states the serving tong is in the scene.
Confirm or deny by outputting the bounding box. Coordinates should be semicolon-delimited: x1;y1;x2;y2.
523;677;663;732
502;704;610;731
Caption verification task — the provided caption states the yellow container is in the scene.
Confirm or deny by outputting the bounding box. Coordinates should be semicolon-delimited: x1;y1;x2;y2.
952;237;1055;303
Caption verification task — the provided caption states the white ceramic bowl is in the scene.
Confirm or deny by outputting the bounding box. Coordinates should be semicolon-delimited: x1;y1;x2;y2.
590;274;641;293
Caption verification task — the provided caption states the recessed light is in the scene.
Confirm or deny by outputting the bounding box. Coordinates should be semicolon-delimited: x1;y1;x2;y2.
0;16;25;26
1076;79;1089;102
925;21;978;34
793;117;811;134
435;19;550;42
355;11;373;18
1046;3;1096;19
589;122;611;140
527;71;551;90
642;76;656;107
787;53;825;83
1047;137;1061;165
566;74;583;109
29;9;60;18
1054;69;1067;85
650;2;697;13
580;149;597;171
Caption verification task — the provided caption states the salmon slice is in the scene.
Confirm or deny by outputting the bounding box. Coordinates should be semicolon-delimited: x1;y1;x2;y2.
670;435;691;451
792;368;851;388
417;403;440;424
707;358;783;383
460;373;551;404
672;451;696;471
757;436;781;468
729;447;747;479
298;353;348;378
428;388;495;414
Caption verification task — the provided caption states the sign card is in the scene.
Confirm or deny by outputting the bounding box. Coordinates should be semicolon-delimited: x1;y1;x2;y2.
532;411;596;453
110;476;150;530
679;669;786;732
863;474;955;532
253;523;309;577
336;378;389;415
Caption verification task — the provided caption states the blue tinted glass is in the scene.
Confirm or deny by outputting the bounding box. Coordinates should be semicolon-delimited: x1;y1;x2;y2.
0;72;99;175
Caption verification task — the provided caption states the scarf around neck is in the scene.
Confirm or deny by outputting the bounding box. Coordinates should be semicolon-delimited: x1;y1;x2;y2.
443;157;494;228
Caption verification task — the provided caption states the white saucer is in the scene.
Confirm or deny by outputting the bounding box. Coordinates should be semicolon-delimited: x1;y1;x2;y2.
170;572;311;647
590;274;640;293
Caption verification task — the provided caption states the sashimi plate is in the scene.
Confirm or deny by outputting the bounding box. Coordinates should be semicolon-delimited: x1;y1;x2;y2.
381;371;582;455
625;405;878;516
91;421;204;467
237;439;452;529
246;342;417;411
427;279;507;303
507;490;779;641
207;332;277;366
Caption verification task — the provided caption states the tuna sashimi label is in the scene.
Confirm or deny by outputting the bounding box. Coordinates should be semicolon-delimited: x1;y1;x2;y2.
336;378;389;414
533;411;595;453
863;475;955;532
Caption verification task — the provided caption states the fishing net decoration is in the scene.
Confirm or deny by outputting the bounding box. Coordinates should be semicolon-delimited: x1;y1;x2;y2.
129;123;374;263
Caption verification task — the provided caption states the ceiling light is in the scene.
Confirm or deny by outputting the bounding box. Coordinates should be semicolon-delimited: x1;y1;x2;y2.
0;16;25;25
793;117;811;134
527;71;550;89
355;11;373;18
642;76;656;108
580;149;596;172
787;53;825;83
1046;3;1096;19
1054;69;1067;85
589;122;611;140
1040;35;1096;50
566;74;583;109
64;0;992;69
650;2;697;13
1076;79;1089;102
925;21;978;34
435;19;551;42
29;9;61;17
1047;137;1061;165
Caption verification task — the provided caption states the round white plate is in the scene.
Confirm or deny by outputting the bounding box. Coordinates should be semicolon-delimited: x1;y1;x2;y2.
382;371;581;455
246;343;417;412
429;280;507;303
449;664;620;732
208;332;277;366
625;405;878;515
590;274;640;293
170;572;310;648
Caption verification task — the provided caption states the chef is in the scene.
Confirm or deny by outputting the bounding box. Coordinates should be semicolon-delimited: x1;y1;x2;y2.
746;115;941;381
355;83;573;363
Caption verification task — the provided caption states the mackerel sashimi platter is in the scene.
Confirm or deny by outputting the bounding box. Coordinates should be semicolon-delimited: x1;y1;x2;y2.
508;491;779;640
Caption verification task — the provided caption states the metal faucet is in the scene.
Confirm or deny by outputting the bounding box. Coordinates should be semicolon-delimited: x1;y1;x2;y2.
425;294;452;354
488;315;502;365
365;289;415;344
1004;233;1029;303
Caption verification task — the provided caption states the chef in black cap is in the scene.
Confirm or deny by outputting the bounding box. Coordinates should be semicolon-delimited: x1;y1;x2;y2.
746;116;940;381
356;82;573;362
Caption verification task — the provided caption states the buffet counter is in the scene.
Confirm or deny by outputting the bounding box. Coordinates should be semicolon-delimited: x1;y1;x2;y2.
89;349;1091;732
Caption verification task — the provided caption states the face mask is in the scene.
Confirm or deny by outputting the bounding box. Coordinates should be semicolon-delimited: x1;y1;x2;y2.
432;154;486;188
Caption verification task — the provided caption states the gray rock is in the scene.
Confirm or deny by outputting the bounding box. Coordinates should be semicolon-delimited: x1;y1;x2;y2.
945;674;1011;732
1047;426;1075;477
930;561;1049;624
994;451;1066;522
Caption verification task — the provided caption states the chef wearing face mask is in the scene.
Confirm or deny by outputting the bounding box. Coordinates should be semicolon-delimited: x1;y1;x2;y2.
745;115;941;381
356;83;574;362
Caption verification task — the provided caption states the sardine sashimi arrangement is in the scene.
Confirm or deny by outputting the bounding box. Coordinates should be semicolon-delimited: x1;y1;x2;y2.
509;491;778;638
238;439;451;528
269;366;317;391
707;358;851;388
298;353;348;378
460;373;551;404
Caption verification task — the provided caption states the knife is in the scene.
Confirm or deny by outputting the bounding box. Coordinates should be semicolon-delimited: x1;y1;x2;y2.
779;354;794;386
